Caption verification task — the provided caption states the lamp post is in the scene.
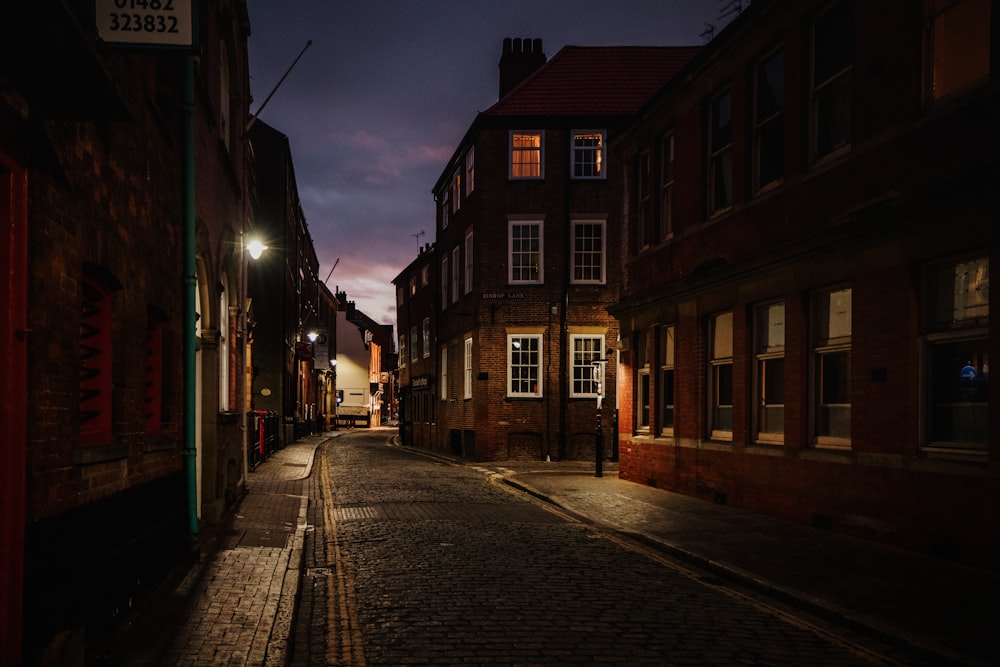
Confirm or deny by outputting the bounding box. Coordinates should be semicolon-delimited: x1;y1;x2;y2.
592;359;607;478
241;234;265;487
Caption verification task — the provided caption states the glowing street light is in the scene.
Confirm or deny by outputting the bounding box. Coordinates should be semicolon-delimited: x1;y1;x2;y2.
246;239;267;260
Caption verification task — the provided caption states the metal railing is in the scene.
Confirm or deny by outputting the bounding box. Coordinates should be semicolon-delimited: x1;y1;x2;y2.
247;410;279;470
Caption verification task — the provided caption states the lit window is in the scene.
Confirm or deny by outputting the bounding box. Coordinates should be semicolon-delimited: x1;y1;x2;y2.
710;312;733;439
927;0;991;100
755;302;785;442
754;49;785;191
925;256;989;452
440;346;448;400
709;89;733;215
659;326;675;436
571;220;605;284
811;2;852;161
464;337;473;399
509;221;543;284
571;130;606;179
451;170;461;213
636;331;651;432
508;334;542;397
510;131;543;179
570;334;605;397
409;276;416;296
813;288;851;446
659;134;674;241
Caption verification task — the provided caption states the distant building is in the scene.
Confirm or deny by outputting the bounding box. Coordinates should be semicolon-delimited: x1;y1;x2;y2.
394;243;439;445
396;38;699;460
335;291;394;427
611;0;997;568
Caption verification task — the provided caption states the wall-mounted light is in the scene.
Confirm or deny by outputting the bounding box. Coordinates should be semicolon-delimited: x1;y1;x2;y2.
247;239;267;260
307;331;319;342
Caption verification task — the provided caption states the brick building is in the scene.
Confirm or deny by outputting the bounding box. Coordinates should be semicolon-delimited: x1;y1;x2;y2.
394;243;439;444
334;290;395;427
397;39;699;460
1;1;255;662
611;0;998;568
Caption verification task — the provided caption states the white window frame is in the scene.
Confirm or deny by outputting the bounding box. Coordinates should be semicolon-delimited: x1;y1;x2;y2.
571;219;605;285
464;337;473;399
812;287;852;448
509;131;543;179
451;246;460;303
709;312;734;440
659;325;675;436
754;301;785;444
440;345;448;400
570;130;606;179
399;334;407;368
422;317;431;359
465;146;475;195
569;334;605;398
509;220;543;284
708;89;733;216
464;230;473;294
507;334;543;398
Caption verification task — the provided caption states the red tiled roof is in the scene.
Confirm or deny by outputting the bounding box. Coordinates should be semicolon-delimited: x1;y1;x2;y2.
484;45;701;117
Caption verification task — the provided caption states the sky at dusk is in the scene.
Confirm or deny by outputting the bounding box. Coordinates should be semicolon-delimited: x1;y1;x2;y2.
245;0;736;329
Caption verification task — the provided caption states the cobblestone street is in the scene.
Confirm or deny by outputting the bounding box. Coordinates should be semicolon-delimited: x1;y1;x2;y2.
290;430;920;666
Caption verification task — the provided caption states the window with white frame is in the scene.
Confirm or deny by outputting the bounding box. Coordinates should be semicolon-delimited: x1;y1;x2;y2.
813;287;851;446
571;130;606;179
451;246;460;303
708;89;733;215
422;317;431;358
570;334;605;397
659;325;675;435
441;189;449;229
755;301;785;442
926;0;991;101
710;312;734;438
510;131;543;179
464;230;473;294
399;334;407;368
410;325;419;364
440;345;448;400
811;1;852;162
509;221;543;283
754;48;785;191
636;330;651;431
464;337;473;399
925;256;989;452
659;134;674;241
571;220;605;284
441;254;449;309
465;146;475;195
420;264;429;287
508;334;542;397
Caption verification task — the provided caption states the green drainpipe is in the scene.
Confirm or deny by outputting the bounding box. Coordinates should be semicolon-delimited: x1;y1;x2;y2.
182;54;199;554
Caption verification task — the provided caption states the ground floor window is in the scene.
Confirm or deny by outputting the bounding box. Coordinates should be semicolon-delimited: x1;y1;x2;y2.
710;312;733;439
659;326;675;435
813;287;851;447
508;334;542;397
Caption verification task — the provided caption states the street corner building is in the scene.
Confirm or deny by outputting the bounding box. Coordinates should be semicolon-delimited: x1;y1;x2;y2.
1;1;259;663
396;37;701;462
609;0;998;571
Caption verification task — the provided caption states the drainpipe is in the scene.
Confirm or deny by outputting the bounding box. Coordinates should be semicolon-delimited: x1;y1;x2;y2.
182;54;199;554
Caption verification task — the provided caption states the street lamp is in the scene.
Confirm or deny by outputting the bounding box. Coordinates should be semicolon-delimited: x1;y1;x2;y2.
592;359;608;478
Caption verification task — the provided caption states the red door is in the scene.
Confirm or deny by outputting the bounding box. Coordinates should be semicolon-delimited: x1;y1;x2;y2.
1;147;28;665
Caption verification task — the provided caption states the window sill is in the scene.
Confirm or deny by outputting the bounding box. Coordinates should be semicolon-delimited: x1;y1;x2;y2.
921;444;988;464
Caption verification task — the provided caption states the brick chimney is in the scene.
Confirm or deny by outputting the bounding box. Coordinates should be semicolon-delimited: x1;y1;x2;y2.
498;38;546;98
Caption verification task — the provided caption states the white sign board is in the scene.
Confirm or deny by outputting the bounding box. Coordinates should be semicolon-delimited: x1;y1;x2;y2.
96;0;195;48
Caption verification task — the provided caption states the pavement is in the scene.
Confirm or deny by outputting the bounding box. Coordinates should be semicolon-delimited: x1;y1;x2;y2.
99;432;999;666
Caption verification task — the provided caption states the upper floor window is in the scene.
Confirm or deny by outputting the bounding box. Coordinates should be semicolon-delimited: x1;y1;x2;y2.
464;230;474;294
422;317;431;359
811;1;852;162
398;335;407;368
708;89;733;215
421;265;430;287
465;146;475;195
508;334;543;397
410;325;419;363
441;254;449;309
509;220;543;284
510;131;543;179
659;134;675;241
570;334;605;398
924;256;989;452
636;150;652;250
754;48;785;191
409;275;417;296
451;246;460;303
926;0;992;101
571;219;605;285
441;188;449;230
813;287;852;447
451;170;461;213
571;130;606;179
